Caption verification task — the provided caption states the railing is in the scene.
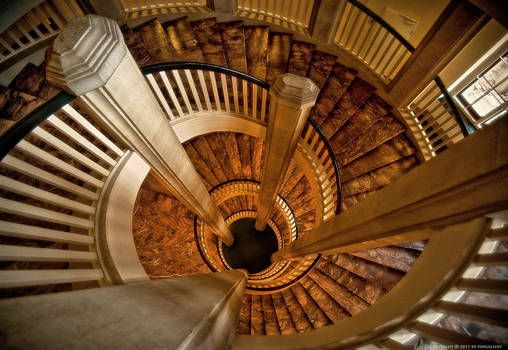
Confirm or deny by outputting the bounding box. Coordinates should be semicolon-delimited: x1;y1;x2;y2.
142;62;270;123
142;62;342;223
235;0;320;35
0;0;86;70
0;93;127;293
356;217;507;349
400;77;475;159
119;0;212;18
333;0;414;84
299;118;342;220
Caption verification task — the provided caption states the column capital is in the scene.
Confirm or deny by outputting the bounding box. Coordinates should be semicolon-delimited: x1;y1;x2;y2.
47;15;127;96
270;73;319;108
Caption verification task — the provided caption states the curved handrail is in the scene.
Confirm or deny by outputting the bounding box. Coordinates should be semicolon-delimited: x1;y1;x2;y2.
0;91;74;161
140;61;270;89
307;117;343;214
348;0;415;53
434;76;476;136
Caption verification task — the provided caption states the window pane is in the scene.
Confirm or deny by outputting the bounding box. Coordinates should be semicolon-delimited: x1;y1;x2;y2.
483;59;508;87
471;91;502;116
495;78;508;100
461;79;489;104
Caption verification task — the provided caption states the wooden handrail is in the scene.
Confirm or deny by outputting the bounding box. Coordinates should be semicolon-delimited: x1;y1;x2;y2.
434;76;476;136
348;0;415;53
0;91;74;161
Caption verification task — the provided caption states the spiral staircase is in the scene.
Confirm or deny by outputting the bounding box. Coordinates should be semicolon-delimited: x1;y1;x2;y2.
0;1;507;349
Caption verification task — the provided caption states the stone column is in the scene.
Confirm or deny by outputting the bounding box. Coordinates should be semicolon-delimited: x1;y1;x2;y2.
0;270;247;349
255;74;319;231
273;117;508;262
46;15;234;246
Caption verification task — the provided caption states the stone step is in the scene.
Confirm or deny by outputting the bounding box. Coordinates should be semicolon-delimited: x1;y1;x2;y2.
350;246;420;273
291;282;330;329
266;32;292;84
306;51;337;89
219;21;248;73
0;87;45;125
163;17;204;63
237;294;251;335
120;25;152;66
250;294;265;335
271;292;297;335
341;156;418;196
287;41;315;76
281;288;313;333
336;114;406;166
300;275;348;322
329;94;391;151
309;63;357;125
190;18;227;66
132;19;180;63
320;78;375;139
316;259;385;305
8;63;60;100
328;253;404;291
262;294;280;335
308;268;369;316
245;26;269;81
340;135;416;182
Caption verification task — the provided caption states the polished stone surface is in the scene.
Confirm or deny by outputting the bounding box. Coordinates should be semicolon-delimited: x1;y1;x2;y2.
221;218;278;274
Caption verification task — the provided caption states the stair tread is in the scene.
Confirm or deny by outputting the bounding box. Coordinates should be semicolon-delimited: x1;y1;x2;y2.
251;137;264;182
306;51;337;89
317;259;385;305
183;143;217;189
328;253;404;291
205;133;237;181
0;87;46;123
342;190;376;211
291;282;330;328
281;288;313;333
336;115;406;166
236;133;253;179
132;172;210;278
300;275;349;322
309;268;369;315
245;26;269;81
251;294;265;335
191;136;229;184
351;246;420;273
287;41;315;77
191;18;227;66
120;25;152;66
309;63;357;125
132;19;180;63
341;134;417;182
320;78;376;138
271;292;297;335
266;32;292;83
163;17;205;63
329;94;391;152
237;294;252;335
220;132;243;179
219;21;248;73
8;63;61;100
341;156;418;197
262;295;281;335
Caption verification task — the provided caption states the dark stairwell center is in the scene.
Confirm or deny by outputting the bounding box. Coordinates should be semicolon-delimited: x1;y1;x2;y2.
222;218;278;274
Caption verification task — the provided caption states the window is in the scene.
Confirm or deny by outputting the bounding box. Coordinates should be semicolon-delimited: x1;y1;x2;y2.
456;51;508;126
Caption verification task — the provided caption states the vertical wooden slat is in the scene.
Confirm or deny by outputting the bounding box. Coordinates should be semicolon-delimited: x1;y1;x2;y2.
209;71;222;112
232;76;240;113
146;74;176;120
221;73;231;113
197;70;212;111
160;71;185;118
242;79;249;116
184;69;203;112
252;84;258;120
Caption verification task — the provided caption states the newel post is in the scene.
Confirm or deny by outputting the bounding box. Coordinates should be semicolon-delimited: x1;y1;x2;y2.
46;15;234;246
255;74;319;231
